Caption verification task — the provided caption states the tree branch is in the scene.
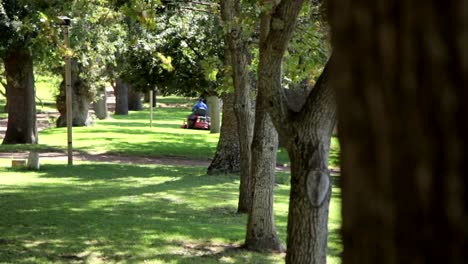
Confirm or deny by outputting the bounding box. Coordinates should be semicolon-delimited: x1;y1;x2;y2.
258;0;307;137
299;58;336;131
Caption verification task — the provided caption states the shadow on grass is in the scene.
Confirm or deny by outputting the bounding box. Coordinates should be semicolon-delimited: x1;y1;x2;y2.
0;164;254;263
39;128;216;160
0;165;341;263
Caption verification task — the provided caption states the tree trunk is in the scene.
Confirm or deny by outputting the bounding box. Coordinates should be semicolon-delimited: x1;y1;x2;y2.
2;48;37;144
220;0;255;214
128;85;143;111
257;1;337;263
93;87;109;120
329;1;468;263
56;59;93;127
114;78;129;115
207;95;221;133
207;93;241;174
245;86;284;251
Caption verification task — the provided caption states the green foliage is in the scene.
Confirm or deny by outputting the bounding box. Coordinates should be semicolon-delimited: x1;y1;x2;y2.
282;2;331;87
0;0;83;65
120;37;174;93
147;5;225;97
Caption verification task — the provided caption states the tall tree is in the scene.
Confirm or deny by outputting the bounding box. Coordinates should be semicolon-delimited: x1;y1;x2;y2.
328;0;468;263
258;0;336;263
0;0;44;144
245;73;283;251
220;0;256;214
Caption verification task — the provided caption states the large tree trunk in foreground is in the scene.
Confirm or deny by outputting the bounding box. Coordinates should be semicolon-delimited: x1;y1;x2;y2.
284;67;335;264
2;48;37;144
329;1;468;263
56;59;93;127
258;1;337;262
114;78;129;115
207;93;240;174
207;95;221;133
220;0;255;215
93;87;109;120
127;85;143;111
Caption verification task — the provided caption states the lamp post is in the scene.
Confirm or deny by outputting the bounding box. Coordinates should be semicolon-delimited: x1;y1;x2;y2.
149;89;153;127
58;16;73;166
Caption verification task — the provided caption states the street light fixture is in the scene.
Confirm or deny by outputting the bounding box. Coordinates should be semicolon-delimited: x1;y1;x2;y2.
58;16;73;166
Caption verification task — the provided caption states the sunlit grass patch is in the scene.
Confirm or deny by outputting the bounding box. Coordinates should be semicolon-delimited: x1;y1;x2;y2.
0;161;341;263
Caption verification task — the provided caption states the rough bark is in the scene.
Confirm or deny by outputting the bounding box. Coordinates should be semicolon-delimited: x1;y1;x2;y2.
284;67;335;264
207;95;221;133
56;59;93;127
245;84;284;251
93;87;109;120
329;1;468;263
258;1;337;263
220;0;255;215
2;48;37;144
127;85;143;111
114;78;129;115
207;93;241;174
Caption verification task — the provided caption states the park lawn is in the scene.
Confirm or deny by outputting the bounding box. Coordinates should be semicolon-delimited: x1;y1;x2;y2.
40;108;221;161
0;74;58;118
0;160;342;264
0;97;303;166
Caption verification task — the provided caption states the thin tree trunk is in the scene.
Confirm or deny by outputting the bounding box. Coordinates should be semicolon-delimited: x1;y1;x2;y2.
220;0;255;215
114;78;128;115
2;48;37;144
128;85;143;111
329;0;468;263
207;95;221;133
245;87;284;251
207;93;240;174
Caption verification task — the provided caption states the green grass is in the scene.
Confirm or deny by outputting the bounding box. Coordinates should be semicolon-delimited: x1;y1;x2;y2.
0;85;343;263
0;74;59;117
40;109;220;160
35;75;59;104
35;75;59;114
0;74;340;168
157;95;194;106
0;101;304;166
0;160;342;263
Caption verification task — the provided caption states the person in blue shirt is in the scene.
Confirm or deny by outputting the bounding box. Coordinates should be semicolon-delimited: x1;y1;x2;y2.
192;98;208;113
187;98;208;128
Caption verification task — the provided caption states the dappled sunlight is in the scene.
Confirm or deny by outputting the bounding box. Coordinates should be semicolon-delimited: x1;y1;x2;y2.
0;163;257;262
0;160;342;263
38;121;219;160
